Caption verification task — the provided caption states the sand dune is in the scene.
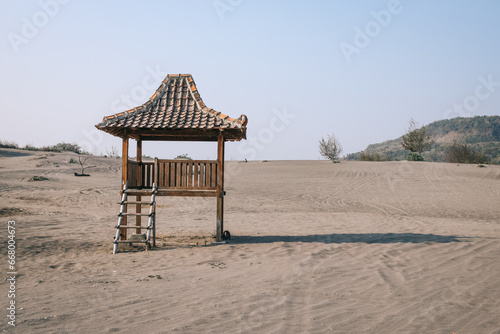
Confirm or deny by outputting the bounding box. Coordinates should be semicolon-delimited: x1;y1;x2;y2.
1;149;499;333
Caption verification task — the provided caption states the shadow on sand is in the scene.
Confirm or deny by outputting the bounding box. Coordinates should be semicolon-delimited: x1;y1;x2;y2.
229;233;469;245
0;150;33;157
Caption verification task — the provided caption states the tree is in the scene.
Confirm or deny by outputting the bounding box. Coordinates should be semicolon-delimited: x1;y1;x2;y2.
75;156;96;176
106;146;119;158
319;134;343;162
446;140;490;164
401;119;433;155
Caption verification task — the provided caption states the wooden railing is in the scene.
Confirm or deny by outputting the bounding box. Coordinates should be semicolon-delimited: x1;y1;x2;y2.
157;159;218;189
127;159;218;190
127;161;140;187
127;161;155;188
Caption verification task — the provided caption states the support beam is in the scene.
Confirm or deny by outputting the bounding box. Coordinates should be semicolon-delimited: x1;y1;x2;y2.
154;157;159;186
136;138;142;234
216;132;225;242
122;134;129;185
121;133;129;240
137;137;142;163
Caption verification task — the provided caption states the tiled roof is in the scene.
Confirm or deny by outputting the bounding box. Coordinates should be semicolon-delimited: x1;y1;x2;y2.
96;74;247;141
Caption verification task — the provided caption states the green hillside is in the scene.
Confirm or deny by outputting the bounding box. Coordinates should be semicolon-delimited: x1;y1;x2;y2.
347;116;500;164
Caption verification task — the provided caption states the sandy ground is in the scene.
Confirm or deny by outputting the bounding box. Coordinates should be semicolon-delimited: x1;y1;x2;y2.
1;148;499;333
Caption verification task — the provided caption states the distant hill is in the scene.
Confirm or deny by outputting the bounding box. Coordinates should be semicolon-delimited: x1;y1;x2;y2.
346;116;500;164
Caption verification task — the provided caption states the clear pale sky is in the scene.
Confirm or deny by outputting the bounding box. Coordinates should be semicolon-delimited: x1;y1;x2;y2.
1;0;499;160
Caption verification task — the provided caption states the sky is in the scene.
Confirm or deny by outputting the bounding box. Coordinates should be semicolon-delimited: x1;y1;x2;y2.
1;0;499;160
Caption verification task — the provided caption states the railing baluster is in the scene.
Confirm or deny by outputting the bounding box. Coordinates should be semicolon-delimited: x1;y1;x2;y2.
204;163;209;187
211;162;217;188
194;163;199;188
181;162;185;187
188;163;193;187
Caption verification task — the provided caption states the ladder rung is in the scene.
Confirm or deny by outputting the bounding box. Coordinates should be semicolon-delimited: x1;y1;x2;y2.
123;189;156;194
119;213;154;217
118;201;154;205
115;240;149;244
115;225;151;229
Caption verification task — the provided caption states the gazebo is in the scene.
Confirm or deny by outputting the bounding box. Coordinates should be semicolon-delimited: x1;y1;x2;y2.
96;74;248;253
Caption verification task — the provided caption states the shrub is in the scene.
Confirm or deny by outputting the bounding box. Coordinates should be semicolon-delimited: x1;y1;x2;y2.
446;140;490;164
401;119;433;155
106;146;119;158
344;152;360;160
23;144;40;151
406;152;424;161
174;153;192;160
0;140;19;149
1;140;91;155
359;151;390;161
51;142;83;154
319;133;343;162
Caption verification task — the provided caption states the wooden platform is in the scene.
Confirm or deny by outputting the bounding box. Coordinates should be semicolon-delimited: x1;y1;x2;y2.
125;187;219;197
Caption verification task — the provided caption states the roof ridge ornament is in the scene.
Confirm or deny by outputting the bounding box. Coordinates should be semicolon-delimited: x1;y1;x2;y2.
237;114;248;126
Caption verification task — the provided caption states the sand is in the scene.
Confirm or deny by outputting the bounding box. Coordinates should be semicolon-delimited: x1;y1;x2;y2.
1;148;499;333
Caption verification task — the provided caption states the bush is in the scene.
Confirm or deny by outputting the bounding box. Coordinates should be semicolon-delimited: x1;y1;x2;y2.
22;144;37;151
401;119;433;154
406;152;424;161
106;146;119;158
344;152;359;160
0;140;90;155
359;151;390;161
319;133;343;162
174;153;192;160
446;140;490;164
51;142;83;154
0;140;19;149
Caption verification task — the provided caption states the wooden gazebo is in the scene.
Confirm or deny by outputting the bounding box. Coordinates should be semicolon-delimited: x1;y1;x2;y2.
96;74;247;253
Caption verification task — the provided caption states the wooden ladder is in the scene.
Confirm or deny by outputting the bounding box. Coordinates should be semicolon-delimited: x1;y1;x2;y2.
113;184;157;254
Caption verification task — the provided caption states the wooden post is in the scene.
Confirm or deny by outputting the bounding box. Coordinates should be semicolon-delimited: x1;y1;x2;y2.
122;134;129;185
121;134;129;240
137;137;142;184
216;132;225;242
154;157;159;186
136;138;142;235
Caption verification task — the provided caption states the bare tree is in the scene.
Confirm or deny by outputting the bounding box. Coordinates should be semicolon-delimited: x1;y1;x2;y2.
401;118;433;154
106;146;119;158
319;133;343;162
75;156;96;176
